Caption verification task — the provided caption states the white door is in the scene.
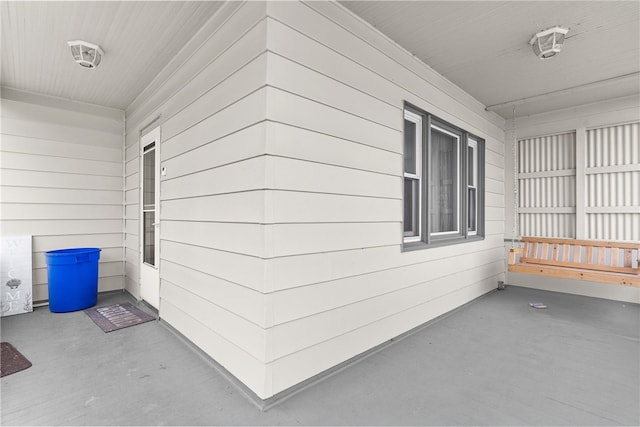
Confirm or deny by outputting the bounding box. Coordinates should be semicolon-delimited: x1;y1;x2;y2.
139;128;161;309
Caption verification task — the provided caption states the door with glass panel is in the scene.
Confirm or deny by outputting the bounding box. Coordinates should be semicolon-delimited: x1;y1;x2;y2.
139;128;160;309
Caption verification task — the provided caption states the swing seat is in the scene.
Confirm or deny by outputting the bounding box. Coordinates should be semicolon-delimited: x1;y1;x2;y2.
508;237;640;287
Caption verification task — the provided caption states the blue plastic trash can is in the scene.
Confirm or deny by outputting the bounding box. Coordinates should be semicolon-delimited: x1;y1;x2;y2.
45;248;101;313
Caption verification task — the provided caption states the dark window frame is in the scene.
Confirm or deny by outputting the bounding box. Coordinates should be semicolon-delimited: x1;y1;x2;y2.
402;103;485;251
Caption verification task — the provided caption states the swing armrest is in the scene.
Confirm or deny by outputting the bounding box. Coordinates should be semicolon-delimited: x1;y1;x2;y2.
508;248;525;265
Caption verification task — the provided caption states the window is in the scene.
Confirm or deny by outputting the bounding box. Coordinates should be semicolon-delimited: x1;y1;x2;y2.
403;104;484;248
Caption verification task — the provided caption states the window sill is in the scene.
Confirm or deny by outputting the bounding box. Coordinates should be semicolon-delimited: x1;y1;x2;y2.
402;235;485;252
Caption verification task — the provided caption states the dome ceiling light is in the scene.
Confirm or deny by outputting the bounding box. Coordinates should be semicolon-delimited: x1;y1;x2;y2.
67;40;104;69
529;26;569;60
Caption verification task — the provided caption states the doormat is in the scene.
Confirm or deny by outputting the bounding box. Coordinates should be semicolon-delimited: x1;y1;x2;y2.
85;302;155;333
1;342;32;377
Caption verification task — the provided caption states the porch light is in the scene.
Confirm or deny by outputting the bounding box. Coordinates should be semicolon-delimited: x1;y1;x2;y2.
529;26;568;60
67;40;103;69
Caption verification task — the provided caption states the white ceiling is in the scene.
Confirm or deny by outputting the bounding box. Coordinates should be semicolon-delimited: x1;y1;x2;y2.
340;1;640;118
1;1;223;110
1;1;638;118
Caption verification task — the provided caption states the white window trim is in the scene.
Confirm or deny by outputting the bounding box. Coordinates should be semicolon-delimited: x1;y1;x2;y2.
430;124;461;237
404;109;422;243
468;138;478;236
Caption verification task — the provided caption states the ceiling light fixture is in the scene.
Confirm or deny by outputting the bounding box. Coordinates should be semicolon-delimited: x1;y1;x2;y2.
529;26;568;60
67;40;103;69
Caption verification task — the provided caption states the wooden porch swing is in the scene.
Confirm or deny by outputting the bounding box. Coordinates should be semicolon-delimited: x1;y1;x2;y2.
505;107;639;288
508;237;640;287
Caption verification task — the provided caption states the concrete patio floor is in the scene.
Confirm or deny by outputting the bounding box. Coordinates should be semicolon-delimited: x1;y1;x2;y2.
1;285;638;426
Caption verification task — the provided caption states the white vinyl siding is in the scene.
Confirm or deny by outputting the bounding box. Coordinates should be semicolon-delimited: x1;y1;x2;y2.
124;2;270;397
262;0;505;397
0;91;124;303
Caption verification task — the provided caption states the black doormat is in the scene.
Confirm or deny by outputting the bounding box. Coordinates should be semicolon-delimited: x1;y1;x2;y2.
1;342;32;377
85;302;155;333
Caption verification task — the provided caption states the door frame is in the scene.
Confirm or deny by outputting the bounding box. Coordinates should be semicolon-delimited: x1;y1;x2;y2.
139;127;161;309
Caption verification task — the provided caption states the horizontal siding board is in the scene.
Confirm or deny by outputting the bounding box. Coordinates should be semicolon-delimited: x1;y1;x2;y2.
162;280;266;361
269;156;400;199
0;151;121;176
266;121;401;176
1;116;120;149
161;88;267;161
1;169;122;191
266;19;404;115
268;222;400;257
125;158;138;177
267;52;400;130
144;18;268;139
269;260;503;361
271;248;504;325
268;234;505;291
161;156;266;200
162;221;265;257
31;233;123;253
161;52;267;142
162;260;266;327
162;241;265;292
268;278;497;394
125;220;138;236
2;219;122;236
125;189;138;205
0;187;122;205
125;143;139;163
267;88;400;154
162;191;264;223
160;300;268;398
162;123;265;180
1;97;122;136
267;190;401;223
1;204;122;220
0;134;121;162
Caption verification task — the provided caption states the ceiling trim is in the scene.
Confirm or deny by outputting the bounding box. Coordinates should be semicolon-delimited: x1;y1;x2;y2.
486;72;640;112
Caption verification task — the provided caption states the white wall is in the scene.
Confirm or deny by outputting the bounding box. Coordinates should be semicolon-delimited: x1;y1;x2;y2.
261;1;506;397
505;94;640;303
125;0;507;400
0;88;124;302
124;2;271;397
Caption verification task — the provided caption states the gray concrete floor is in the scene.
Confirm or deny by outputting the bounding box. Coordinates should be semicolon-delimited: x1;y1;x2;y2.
1;286;638;426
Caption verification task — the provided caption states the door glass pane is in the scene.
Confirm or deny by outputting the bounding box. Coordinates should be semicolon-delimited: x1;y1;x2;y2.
143;211;155;265
404;120;417;174
142;144;156;266
430;128;459;234
143;148;155;209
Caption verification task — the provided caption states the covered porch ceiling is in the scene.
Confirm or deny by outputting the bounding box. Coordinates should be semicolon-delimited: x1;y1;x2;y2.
1;1;639;119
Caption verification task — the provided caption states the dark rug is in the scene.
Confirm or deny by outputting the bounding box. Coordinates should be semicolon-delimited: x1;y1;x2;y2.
1;342;32;377
85;302;155;333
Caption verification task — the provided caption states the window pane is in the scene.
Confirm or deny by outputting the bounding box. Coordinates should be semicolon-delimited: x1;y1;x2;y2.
468;145;476;186
430;128;459;234
468;187;477;233
404;120;417;174
143;211;155;266
404;178;419;237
